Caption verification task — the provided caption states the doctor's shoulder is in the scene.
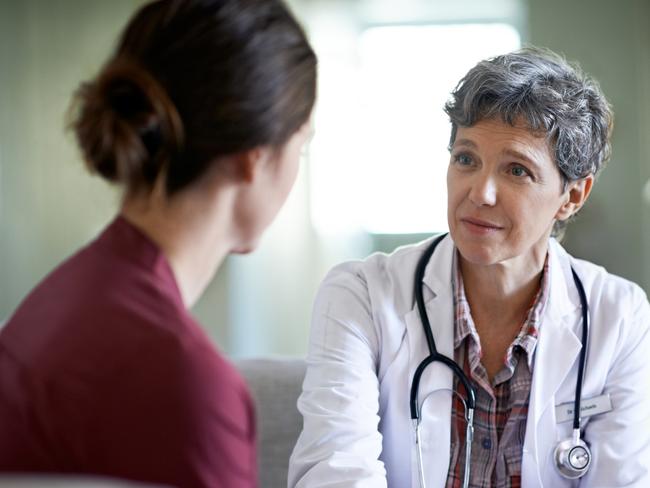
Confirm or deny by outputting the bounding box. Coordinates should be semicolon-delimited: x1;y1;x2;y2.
316;237;434;313
310;237;437;352
564;249;650;344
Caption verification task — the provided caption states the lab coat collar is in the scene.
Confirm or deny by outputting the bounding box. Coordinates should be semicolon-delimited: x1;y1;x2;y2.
418;235;581;327
410;234;582;365
544;238;581;323
405;233;456;376
421;234;455;301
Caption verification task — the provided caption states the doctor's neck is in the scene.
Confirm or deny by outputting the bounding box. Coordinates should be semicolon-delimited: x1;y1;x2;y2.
120;170;240;309
458;242;548;327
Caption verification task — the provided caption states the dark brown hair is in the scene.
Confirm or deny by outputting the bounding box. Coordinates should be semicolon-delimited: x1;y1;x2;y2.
72;0;317;195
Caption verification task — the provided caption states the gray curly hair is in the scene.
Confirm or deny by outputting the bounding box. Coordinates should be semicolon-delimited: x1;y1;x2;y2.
444;46;613;238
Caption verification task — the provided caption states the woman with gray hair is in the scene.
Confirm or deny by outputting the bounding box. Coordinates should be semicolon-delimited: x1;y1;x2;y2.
289;47;650;488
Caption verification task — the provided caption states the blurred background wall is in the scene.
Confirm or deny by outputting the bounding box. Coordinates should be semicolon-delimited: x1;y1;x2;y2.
1;0;649;358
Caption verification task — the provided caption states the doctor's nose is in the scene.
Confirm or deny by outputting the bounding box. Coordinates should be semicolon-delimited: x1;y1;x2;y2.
468;173;497;207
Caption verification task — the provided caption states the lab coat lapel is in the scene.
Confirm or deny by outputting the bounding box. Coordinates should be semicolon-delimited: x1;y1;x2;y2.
405;235;455;487
523;240;582;486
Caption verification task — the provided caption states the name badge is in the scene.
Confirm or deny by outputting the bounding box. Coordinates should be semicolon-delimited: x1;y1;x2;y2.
555;394;613;424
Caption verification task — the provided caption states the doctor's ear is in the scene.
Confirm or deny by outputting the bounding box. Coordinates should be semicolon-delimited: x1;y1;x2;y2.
555;175;594;221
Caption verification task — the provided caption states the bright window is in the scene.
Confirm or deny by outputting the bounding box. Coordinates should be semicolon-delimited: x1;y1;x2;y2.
309;23;521;235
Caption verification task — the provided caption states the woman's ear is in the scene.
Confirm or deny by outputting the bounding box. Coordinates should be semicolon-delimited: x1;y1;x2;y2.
198;146;272;197
232;146;274;184
231;147;263;183
555;175;594;221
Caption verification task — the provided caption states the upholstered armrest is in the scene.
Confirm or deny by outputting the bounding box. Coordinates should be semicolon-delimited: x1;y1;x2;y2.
236;357;306;488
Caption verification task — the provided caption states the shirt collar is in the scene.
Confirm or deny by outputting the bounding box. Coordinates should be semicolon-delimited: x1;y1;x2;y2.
452;249;551;369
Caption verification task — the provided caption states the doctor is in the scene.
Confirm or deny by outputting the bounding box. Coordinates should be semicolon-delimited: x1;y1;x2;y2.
289;47;650;487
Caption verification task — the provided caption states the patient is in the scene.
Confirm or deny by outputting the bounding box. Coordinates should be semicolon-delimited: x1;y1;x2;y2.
0;0;315;486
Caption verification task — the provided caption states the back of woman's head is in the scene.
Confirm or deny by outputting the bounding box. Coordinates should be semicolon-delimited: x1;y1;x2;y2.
72;0;317;195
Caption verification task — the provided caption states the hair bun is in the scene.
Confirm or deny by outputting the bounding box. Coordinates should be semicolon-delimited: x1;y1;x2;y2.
71;58;183;190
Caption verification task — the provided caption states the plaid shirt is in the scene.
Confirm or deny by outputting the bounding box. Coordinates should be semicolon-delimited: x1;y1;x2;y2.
445;252;550;488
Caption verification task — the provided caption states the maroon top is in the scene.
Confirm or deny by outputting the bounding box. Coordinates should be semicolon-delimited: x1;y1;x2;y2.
0;217;257;487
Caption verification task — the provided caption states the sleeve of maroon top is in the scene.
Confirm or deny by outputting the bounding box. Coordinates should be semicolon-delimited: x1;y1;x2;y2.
74;330;258;488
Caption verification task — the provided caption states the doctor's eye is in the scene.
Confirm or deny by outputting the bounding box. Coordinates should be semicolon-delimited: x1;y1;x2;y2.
508;164;533;179
452;153;474;166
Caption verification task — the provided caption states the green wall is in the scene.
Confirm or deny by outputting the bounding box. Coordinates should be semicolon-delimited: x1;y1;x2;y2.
0;0;139;317
527;0;650;291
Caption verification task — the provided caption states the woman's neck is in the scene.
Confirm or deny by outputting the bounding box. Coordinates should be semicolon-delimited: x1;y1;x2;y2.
120;178;238;308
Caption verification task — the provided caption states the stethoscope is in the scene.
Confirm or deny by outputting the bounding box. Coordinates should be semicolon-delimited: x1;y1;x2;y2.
410;234;591;488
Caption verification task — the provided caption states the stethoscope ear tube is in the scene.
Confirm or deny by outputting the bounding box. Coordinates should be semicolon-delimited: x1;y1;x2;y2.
571;267;589;431
413;234;447;358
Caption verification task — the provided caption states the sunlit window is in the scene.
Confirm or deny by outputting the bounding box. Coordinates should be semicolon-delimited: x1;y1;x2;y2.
309;23;520;235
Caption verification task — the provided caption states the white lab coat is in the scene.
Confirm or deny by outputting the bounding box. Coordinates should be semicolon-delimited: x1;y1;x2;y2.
288;235;650;487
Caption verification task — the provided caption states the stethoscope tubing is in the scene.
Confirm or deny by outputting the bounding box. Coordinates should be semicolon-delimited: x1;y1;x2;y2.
571;267;589;430
410;234;476;422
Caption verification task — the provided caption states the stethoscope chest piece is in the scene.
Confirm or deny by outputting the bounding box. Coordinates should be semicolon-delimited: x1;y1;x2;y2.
553;433;592;479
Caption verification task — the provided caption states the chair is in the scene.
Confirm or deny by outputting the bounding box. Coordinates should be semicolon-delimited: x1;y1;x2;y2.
236;357;306;488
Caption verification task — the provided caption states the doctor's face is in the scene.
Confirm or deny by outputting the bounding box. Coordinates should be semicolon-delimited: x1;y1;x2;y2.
446;118;570;267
